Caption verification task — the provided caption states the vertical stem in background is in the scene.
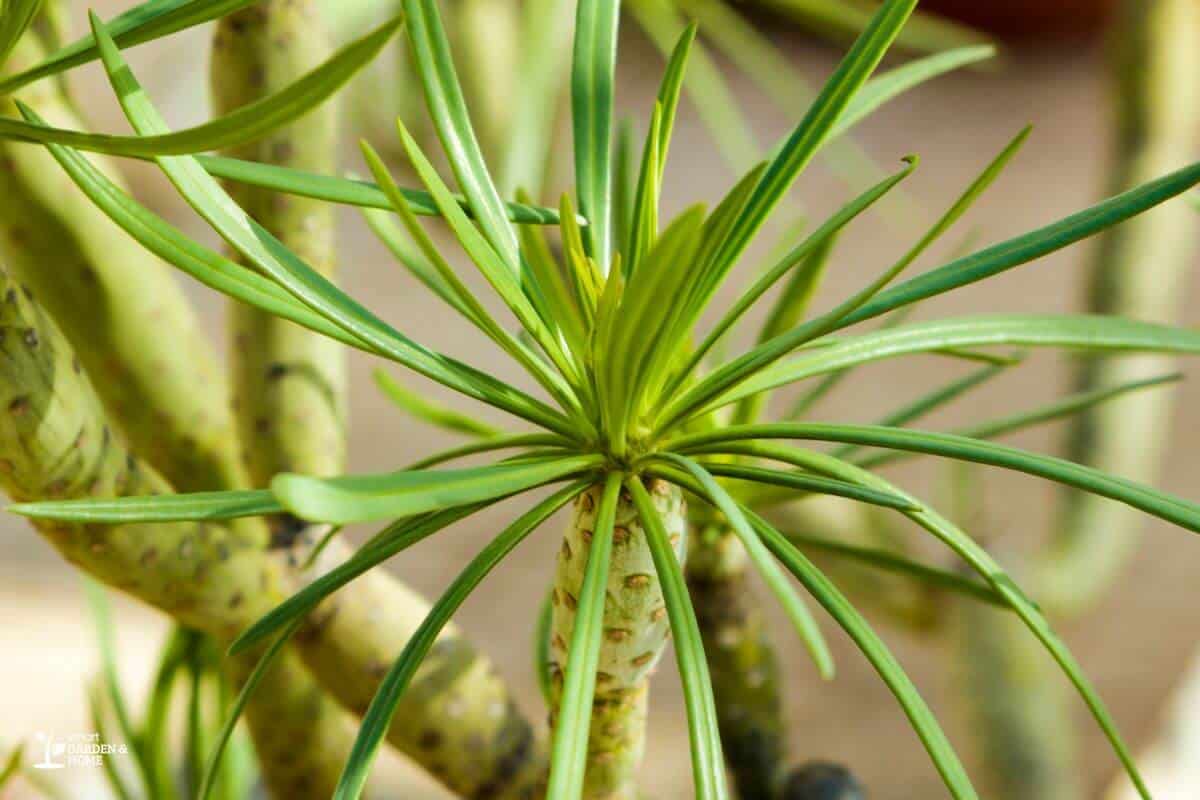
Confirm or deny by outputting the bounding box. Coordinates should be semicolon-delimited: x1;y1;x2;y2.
211;0;345;520
948;577;1081;800
551;480;687;798
1036;0;1200;616
211;7;549;797
686;523;786;800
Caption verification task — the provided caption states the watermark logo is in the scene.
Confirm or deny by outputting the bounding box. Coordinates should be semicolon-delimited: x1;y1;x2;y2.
31;732;128;770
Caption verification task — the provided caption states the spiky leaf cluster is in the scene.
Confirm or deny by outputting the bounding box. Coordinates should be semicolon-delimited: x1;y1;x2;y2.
7;0;1200;798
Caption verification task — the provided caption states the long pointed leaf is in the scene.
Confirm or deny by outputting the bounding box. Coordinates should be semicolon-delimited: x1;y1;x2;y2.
706;314;1200;412
0;0;258;94
0;17;401;157
545;474;623;800
271;455;603;524
0;0;44;66
671;421;1200;536
195;155;564;224
403;0;520;271
836;159;1200;330
336;483;586;800
572;0;621;269
11;490;279;523
747;510;978;799
627;477;728;800
854;371;1183;470
659;454;835;678
86;15;573;436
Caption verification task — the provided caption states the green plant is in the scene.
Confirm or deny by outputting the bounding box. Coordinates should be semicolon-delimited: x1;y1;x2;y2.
4;0;1200;799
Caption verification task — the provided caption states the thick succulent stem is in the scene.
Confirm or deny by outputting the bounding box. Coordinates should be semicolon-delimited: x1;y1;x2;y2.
0;266;352;798
550;479;686;799
948;583;1081;800
686;523;786;800
0;34;252;499
210;7;546;797
295;560;548;799
211;0;345;503
1036;0;1200;617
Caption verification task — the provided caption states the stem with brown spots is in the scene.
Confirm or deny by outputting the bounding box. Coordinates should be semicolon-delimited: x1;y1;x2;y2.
0;265;354;799
550;479;687;799
210;6;548;797
686;522;786;800
0;33;254;502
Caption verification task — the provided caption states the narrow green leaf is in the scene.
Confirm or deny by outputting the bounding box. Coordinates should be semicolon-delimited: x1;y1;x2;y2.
827;45;996;142
626;0;759;173
626;106;663;274
86;15;574;437
782;530;1005;607
831;359;1017;461
706;314;1200;412
854;372;1184;471
195;155;564;224
747;510;978;799
0;17;401;157
545;475;623;800
230;505;489;656
668;125;1031;428
403;0;521;271
572;0;621;269
660;455;835;679
197;619;301;800
0;0;44;66
10;490;279;524
627;477;729;800
17;108;368;350
373;370;501;438
271;455;603;524
689;461;917;511
0;0;258;94
671;421;1200;536
685;0;918;327
837;159;1200;330
680;157;916;392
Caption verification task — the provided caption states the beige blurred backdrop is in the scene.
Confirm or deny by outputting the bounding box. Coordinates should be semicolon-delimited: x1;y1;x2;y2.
2;3;1199;798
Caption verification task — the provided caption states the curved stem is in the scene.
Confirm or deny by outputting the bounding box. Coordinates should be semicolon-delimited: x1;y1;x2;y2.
1036;0;1200;618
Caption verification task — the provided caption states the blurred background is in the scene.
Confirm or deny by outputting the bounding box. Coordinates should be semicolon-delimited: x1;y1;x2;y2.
2;1;1199;797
